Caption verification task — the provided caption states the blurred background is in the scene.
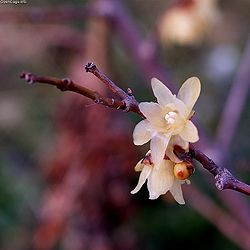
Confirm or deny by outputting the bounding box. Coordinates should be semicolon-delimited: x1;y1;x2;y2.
1;0;250;249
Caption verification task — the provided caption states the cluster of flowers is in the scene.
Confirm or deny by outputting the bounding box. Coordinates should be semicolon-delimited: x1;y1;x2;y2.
131;77;201;204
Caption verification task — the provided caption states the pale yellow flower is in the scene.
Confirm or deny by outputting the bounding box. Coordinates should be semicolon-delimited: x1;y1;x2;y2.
131;157;187;204
158;0;220;46
133;77;200;166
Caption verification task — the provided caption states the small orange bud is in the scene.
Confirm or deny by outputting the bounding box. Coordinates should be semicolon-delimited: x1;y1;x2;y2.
174;162;194;180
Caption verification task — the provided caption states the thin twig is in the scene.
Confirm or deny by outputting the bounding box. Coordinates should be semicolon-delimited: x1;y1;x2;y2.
20;72;126;110
85;62;128;99
84;62;144;115
20;64;144;117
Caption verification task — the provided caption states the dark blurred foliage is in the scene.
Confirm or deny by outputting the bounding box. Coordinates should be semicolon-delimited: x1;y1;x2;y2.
0;0;250;249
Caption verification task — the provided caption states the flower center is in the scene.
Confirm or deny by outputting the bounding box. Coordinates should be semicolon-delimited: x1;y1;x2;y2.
165;111;178;125
164;111;185;135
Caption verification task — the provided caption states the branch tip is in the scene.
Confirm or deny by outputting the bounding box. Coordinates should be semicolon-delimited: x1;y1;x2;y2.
20;72;36;85
85;62;96;72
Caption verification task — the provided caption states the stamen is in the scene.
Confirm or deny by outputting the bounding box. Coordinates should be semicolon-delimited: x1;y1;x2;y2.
165;111;178;124
167;117;175;124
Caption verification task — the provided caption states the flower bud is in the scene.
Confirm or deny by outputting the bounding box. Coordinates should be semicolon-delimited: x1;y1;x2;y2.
174;162;194;180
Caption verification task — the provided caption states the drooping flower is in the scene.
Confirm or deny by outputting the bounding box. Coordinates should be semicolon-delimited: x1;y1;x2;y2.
166;135;189;163
133;77;200;166
130;154;189;204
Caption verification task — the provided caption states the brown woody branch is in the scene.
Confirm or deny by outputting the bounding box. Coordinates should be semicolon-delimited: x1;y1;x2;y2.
84;63;143;115
20;63;250;196
20;63;143;117
174;145;250;195
20;72;125;110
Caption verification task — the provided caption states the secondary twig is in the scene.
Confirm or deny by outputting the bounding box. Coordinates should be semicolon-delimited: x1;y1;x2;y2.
85;62;127;99
84;62;144;116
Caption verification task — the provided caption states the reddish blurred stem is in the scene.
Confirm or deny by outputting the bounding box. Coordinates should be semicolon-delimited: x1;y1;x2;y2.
108;0;173;86
215;35;250;165
211;35;250;228
186;186;250;250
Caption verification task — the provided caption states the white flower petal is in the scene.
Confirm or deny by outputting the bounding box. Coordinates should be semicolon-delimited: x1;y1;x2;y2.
177;77;201;115
134;161;144;172
171;135;189;150
173;96;188;118
139;102;164;126
179;120;199;143
131;165;152;194
150;134;171;166
170;179;185;205
165;136;189;163
147;160;174;199
133;120;153;145
165;147;182;163
151;78;174;107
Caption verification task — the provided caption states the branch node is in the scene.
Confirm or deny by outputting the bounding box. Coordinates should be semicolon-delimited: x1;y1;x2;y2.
61;78;72;85
57;78;72;91
215;176;224;190
127;88;133;96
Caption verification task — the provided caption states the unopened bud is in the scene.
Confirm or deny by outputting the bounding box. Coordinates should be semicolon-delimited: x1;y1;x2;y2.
174;162;194;180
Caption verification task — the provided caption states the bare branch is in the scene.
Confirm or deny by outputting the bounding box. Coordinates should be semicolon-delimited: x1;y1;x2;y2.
20;65;144;117
84;62;144;116
20;63;250;196
174;145;250;195
85;62;127;99
20;72;125;110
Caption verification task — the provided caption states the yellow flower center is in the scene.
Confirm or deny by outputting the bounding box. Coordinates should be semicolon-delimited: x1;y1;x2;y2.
164;110;185;134
165;111;178;125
